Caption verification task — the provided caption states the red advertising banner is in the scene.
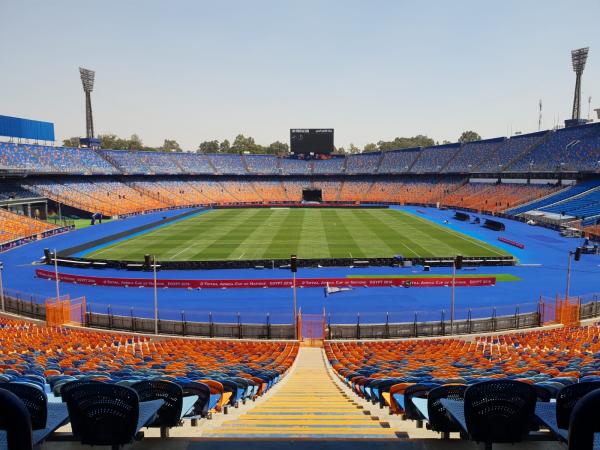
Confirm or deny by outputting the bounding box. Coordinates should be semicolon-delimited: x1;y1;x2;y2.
35;269;496;289
498;236;525;249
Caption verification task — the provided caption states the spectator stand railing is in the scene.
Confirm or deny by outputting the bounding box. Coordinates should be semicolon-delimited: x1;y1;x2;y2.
1;288;599;340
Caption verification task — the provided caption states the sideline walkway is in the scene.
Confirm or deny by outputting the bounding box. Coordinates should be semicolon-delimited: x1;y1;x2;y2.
202;347;399;439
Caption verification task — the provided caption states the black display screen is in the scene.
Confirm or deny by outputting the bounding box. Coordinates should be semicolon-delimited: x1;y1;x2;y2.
290;129;334;154
302;189;323;202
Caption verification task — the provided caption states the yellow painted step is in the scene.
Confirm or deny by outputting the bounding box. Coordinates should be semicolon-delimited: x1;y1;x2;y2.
204;428;396;435
219;420;383;426
240;414;371;419
202;347;399;440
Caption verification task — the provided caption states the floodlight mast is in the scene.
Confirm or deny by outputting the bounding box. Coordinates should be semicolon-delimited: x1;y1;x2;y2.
570;47;589;121
79;67;96;139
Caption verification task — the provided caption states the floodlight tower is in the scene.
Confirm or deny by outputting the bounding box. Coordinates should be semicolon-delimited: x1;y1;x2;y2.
570;48;589;122
79;67;96;139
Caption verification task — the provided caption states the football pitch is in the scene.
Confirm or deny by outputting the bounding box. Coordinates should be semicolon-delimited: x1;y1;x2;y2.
84;208;510;261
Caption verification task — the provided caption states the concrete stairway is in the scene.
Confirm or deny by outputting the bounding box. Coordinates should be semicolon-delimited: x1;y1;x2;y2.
202;347;399;439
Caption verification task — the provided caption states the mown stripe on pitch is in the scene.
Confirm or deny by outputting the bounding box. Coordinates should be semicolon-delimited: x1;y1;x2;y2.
319;209;348;257
382;209;498;257
163;209;248;260
264;208;305;258
90;208;240;260
343;209;397;257
372;209;452;257
382;209;468;256
358;209;429;257
325;209;365;258
228;208;290;260
179;209;265;260
399;209;508;256
384;209;473;255
198;209;276;259
297;209;331;259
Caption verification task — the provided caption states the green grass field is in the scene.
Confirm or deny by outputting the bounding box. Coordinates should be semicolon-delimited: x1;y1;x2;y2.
73;218;112;229
84;208;510;261
47;217;112;230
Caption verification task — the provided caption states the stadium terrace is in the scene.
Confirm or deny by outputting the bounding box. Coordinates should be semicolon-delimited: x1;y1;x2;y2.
0;122;600;447
1;31;600;447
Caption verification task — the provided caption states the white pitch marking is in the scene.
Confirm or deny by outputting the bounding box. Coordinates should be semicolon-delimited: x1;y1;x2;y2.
169;246;192;260
405;211;506;256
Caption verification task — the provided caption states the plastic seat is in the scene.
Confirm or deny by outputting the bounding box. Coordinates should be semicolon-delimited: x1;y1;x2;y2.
534;381;563;398
64;382;163;449
463;380;537;448
389;383;412;414
0;382;70;446
374;379;404;408
427;384;467;436
404;383;440;421
130;379;186;436
229;377;253;401
199;379;226;411
0;383;47;429
179;381;211;418
532;383;554;402
59;379;103;400
568;388;600;450
556;382;600;429
216;379;240;407
0;388;33;450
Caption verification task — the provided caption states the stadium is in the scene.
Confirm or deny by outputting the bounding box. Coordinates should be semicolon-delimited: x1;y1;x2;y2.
1;3;600;449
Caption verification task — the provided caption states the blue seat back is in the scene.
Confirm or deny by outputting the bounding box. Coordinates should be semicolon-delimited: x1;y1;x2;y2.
464;380;536;444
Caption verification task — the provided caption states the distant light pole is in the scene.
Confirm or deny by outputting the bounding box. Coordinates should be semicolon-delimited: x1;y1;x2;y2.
79;67;96;140
450;260;456;334
54;249;60;300
291;255;298;339
153;255;158;334
0;262;5;312
570;47;589;121
450;255;462;334
565;247;582;300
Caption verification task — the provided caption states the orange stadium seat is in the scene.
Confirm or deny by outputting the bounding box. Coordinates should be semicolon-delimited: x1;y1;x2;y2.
0;209;59;243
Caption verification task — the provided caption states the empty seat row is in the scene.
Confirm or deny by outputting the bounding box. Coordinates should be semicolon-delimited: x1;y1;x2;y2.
0;208;59;244
0;317;298;447
328;325;600;448
2;121;600;175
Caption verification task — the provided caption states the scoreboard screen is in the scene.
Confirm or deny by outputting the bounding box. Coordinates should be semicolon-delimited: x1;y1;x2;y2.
290;129;334;154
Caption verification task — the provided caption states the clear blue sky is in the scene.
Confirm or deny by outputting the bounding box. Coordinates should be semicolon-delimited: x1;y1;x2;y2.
1;0;599;150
